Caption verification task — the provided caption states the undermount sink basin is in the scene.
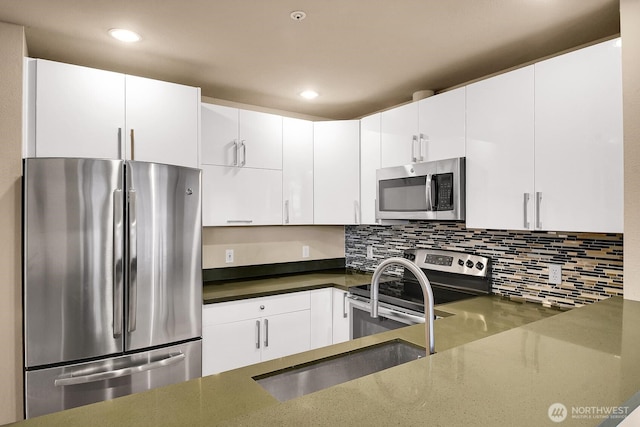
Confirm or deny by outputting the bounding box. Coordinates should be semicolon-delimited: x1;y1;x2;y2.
253;339;426;402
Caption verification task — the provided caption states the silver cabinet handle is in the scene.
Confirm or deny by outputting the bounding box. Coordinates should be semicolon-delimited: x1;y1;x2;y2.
425;174;434;211
127;189;137;333
130;129;135;160
113;189;124;338
342;292;348;318
117;127;123;159
419;133;427;162
523;193;531;229
233;139;238;166
284;200;290;224
54;353;185;386
264;318;269;347
411;135;418;162
536;191;543;229
226;220;253;224
354;200;360;224
255;320;260;349
239;140;246;167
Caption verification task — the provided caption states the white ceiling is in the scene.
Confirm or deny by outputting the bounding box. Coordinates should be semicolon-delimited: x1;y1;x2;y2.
0;0;620;119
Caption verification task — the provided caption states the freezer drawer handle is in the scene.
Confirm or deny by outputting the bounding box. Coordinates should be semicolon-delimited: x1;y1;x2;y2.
53;352;185;387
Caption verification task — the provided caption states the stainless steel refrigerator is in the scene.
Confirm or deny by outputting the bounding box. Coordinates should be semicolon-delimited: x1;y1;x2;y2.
23;158;202;418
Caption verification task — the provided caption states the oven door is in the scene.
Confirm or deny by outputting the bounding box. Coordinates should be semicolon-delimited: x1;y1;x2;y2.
347;295;424;340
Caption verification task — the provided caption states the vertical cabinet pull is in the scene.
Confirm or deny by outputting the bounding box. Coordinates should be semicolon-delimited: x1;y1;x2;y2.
411;135;418;162
284;200;290;224
233;140;239;166
130;129;135;160
419;134;427;162
342;292;348;318
536;192;543;229
264;319;269;348
255;320;261;349
117;128;123;159
239;140;246;167
523;193;531;229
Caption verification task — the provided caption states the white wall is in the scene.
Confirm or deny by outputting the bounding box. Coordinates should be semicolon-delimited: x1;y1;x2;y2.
0;21;25;424
622;0;640;300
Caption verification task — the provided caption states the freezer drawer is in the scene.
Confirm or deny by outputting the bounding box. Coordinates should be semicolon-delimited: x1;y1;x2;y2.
25;340;201;419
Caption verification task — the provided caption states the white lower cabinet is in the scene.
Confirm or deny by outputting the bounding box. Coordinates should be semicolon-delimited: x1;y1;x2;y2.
202;291;311;375
310;288;333;349
332;288;350;344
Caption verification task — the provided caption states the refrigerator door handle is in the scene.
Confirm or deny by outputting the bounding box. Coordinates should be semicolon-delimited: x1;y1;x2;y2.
53;352;185;387
113;189;124;338
128;189;138;332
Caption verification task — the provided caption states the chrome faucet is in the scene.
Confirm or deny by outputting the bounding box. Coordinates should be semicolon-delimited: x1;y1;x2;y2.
370;257;435;354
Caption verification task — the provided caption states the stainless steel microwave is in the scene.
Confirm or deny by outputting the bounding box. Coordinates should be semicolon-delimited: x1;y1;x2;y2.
375;157;465;221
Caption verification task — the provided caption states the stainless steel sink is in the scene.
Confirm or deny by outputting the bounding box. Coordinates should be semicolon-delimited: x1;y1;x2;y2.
253;339;426;402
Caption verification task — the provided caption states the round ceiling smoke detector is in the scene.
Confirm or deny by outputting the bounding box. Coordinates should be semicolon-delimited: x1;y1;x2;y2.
290;10;307;21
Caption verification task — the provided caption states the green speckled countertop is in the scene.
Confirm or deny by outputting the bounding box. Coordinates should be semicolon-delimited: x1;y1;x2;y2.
202;271;373;303
13;274;640;426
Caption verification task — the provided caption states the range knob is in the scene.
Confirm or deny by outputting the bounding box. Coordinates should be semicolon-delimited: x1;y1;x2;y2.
458;259;465;267
475;262;485;270
404;252;416;261
466;260;474;268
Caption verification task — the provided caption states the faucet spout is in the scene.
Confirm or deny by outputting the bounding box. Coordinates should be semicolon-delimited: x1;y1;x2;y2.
370;257;435;354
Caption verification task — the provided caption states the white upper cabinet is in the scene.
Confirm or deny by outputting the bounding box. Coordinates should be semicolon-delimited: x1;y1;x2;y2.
466;38;623;233
534;38;623;233
418;87;466;161
360;113;381;225
200;103;282;170
200;103;238;166
380;89;465;168
466;66;536;231
313;120;360;224
32;59;125;160
282;117;314;224
239;109;283;170
200;103;284;226
29;59;199;168
124;75;199;168
380;102;419;167
201;165;282;226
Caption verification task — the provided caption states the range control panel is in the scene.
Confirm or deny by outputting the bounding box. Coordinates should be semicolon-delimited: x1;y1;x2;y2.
403;249;490;278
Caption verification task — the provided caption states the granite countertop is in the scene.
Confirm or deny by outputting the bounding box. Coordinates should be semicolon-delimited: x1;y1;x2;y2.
15;291;640;426
202;271;374;303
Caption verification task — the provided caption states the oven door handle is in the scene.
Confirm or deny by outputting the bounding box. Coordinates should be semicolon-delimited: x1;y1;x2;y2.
347;295;425;325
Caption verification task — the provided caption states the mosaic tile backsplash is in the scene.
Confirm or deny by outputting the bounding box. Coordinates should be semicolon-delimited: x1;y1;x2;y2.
345;223;623;309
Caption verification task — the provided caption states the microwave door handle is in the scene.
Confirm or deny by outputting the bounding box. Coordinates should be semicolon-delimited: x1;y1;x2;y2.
425;174;434;211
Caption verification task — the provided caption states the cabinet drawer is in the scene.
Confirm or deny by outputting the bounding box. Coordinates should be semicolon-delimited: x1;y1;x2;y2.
203;291;311;326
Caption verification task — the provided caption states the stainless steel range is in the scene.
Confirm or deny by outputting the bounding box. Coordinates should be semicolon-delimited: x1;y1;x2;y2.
347;248;491;339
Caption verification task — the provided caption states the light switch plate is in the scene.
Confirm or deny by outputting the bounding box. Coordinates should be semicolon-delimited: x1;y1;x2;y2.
225;249;234;264
302;245;310;258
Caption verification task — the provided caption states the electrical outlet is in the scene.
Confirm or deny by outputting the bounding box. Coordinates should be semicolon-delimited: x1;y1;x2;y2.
302;245;310;258
549;264;562;285
225;249;234;264
366;245;374;259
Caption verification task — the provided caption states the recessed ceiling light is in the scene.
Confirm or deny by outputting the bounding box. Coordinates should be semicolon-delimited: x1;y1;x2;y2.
300;90;319;100
109;28;141;43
